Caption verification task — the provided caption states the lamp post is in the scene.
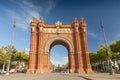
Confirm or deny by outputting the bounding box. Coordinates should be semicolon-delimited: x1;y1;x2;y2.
100;20;114;75
6;20;16;75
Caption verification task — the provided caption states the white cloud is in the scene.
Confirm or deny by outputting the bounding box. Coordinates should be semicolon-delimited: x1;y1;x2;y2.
51;56;68;66
5;0;58;30
25;48;30;54
45;0;57;14
63;57;68;63
19;0;41;19
87;31;103;41
5;9;28;30
87;31;97;38
21;38;29;42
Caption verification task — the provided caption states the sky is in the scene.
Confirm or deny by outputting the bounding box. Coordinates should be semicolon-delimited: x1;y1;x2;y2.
0;0;120;66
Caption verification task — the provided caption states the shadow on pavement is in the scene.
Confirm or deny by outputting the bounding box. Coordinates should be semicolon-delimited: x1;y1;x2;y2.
59;73;93;80
79;76;93;80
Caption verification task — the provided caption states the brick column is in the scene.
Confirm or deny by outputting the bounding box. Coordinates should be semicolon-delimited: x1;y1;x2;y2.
36;18;44;73
43;53;50;73
47;53;50;72
74;31;84;73
82;31;92;73
80;18;92;73
69;53;75;73
27;17;37;73
73;18;84;73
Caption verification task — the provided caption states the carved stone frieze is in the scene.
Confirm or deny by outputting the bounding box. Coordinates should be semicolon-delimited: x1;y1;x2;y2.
44;28;73;33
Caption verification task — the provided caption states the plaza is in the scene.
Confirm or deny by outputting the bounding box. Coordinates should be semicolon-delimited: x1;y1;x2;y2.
0;73;120;80
0;1;120;80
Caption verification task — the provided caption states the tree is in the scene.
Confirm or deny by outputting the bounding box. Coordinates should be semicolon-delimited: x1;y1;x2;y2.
50;62;56;71
0;45;17;72
89;52;99;71
0;45;29;72
97;45;108;71
89;52;97;64
97;45;107;62
0;47;8;72
62;63;68;69
109;40;120;60
110;40;120;53
96;45;114;72
11;50;29;69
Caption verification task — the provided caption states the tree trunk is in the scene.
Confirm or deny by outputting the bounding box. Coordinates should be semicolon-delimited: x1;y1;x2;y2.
2;62;6;72
18;61;21;69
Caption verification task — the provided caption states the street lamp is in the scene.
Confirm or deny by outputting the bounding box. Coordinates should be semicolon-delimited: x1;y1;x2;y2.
6;20;16;75
100;20;114;75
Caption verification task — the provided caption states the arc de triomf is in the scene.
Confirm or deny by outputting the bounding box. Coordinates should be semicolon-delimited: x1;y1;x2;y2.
27;17;92;73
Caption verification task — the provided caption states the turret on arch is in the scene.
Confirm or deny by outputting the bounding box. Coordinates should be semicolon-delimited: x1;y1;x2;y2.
27;17;92;73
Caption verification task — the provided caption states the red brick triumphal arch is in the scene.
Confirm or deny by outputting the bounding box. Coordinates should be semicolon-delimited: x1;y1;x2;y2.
27;17;92;73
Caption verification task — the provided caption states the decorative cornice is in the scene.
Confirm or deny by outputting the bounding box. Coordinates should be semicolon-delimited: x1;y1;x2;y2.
44;28;73;33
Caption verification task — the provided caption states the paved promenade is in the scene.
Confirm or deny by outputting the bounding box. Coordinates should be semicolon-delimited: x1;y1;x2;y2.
0;73;120;80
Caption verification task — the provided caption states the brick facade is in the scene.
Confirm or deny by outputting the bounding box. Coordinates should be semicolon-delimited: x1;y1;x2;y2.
27;17;92;73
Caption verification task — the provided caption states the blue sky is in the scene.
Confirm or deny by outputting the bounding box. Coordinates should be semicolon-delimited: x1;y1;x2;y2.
0;0;120;66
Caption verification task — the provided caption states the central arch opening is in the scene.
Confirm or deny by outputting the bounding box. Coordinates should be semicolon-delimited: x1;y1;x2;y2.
50;44;69;73
44;36;75;73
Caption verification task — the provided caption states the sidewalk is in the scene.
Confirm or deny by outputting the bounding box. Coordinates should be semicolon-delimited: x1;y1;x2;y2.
77;73;120;80
0;73;120;80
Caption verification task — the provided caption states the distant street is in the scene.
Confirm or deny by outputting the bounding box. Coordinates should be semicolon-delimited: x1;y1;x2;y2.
0;73;120;80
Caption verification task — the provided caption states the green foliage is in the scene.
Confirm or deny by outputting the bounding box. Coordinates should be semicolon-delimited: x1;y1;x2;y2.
109;40;120;60
11;50;29;63
62;63;68;69
0;47;8;64
89;40;120;72
110;40;120;53
97;45;107;62
0;45;29;70
50;62;57;71
89;52;97;64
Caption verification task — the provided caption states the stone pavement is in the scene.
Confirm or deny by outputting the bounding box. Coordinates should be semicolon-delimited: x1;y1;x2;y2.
0;73;120;80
